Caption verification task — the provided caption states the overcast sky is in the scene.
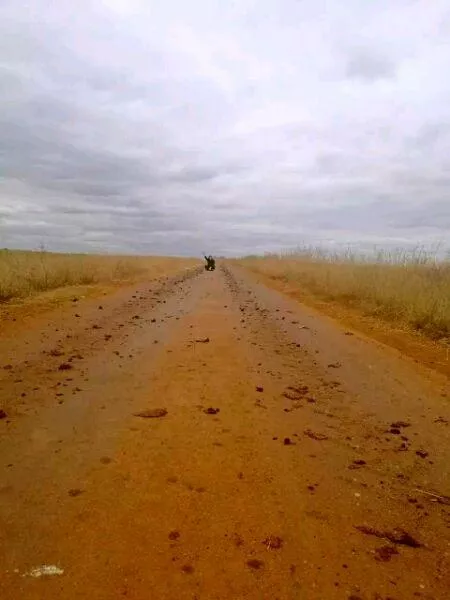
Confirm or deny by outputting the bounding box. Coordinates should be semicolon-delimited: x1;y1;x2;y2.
1;0;450;256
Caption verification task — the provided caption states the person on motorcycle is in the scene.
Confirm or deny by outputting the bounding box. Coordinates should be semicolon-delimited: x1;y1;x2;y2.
204;255;216;271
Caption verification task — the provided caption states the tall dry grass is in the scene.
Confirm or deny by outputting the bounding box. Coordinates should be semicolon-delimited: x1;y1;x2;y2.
239;248;450;341
0;249;198;303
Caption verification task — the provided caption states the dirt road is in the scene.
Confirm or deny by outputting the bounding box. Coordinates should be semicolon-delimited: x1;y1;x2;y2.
1;265;449;600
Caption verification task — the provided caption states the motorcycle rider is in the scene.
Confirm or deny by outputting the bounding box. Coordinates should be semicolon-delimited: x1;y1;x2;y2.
204;255;216;271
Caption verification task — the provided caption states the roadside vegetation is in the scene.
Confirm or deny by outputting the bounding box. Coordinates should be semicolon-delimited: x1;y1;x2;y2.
0;249;198;303
239;248;450;342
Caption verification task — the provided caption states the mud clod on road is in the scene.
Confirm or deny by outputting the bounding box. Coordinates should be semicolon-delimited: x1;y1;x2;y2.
133;408;168;419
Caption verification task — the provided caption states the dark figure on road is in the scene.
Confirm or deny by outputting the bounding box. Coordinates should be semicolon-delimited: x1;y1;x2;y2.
204;255;216;271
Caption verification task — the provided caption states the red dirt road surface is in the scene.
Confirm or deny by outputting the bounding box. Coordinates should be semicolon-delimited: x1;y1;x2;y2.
1;265;449;600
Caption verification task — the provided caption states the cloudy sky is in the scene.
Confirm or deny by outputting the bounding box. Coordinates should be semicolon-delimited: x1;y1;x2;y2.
1;0;450;256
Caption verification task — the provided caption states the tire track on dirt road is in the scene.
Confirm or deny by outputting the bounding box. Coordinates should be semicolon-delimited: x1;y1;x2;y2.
0;265;449;599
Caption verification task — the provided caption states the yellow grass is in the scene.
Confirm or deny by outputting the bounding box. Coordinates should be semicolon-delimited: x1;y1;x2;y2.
238;250;450;341
0;249;199;303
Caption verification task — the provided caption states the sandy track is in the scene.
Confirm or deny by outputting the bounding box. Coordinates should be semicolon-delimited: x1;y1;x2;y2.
0;265;449;599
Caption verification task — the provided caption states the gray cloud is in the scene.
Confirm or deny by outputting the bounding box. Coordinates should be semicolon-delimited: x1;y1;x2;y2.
346;50;395;81
1;0;450;256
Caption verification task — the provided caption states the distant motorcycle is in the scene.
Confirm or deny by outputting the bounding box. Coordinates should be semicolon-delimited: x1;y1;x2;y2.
204;255;216;271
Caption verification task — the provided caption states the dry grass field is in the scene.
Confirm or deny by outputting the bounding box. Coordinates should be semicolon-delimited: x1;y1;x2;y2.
0;249;199;303
238;249;450;341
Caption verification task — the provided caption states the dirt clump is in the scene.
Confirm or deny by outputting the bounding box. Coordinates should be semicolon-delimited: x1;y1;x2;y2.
304;429;328;441
246;559;264;570
262;535;283;549
355;525;422;548
134;408;168;418
415;449;429;459
374;545;399;562
58;363;73;371
181;564;194;574
391;421;411;429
